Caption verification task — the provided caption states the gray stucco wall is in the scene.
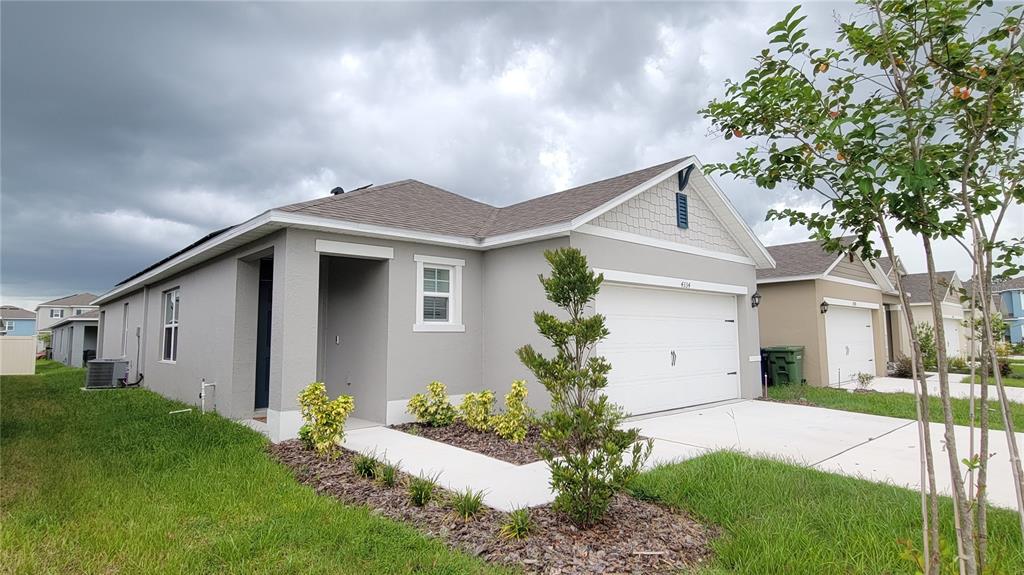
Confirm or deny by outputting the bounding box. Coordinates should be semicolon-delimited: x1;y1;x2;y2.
481;237;569;411
98;290;147;381
569;231;763;399
52;321;98;368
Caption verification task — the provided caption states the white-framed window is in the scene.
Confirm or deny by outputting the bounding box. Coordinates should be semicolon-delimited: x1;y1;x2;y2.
414;254;464;332
50;308;64;319
3;320;14;332
74;308;84;316
121;302;130;357
161;288;180;362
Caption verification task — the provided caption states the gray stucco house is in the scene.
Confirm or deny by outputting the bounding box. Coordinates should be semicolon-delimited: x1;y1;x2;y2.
94;157;775;441
51;310;99;368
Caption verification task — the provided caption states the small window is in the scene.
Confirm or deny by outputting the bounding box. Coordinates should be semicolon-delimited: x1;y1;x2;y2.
3;320;14;331
121;302;130;357
162;289;179;362
675;193;689;229
50;309;64;319
414;255;465;332
75;308;84;316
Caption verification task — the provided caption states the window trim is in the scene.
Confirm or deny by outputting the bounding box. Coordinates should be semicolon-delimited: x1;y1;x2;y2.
3;320;14;332
413;255;465;332
50;308;64;319
161;288;180;363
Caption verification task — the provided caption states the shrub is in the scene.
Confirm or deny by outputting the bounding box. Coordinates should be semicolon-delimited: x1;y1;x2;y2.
892;355;914;379
408;473;439;507
1012;341;1024;355
947;356;968;373
450;488;485;520
374;461;399;487
912;323;938;369
406;381;457;426
459;390;495;432
500;507;533;539
492;380;532;443
855;372;874;391
352;452;379;479
981;357;1013;378
297;382;356;459
517;248;652;527
297;424;314;449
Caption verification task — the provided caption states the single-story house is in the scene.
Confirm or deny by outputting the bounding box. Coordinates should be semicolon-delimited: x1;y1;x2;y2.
93;157;775;441
51;310;99;368
897;271;967;359
756;239;899;386
0;305;37;336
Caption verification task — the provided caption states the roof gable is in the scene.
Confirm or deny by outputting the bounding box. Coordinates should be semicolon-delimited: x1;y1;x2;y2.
38;293;100;308
0;306;36;320
900;271;958;303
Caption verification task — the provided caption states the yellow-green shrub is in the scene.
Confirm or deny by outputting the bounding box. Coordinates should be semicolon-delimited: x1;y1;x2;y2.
297;382;355;459
406;381;457;426
492;380;531;443
459;390;495;431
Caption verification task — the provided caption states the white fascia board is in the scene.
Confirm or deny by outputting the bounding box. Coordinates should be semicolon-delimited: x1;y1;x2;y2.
757;274;822;285
315;239;394;260
595;267;749;295
93;211;277;305
823;297;881;310
567;158;694;229
478;222;572;248
273;210;480;248
819;275;882;291
575;225;756;266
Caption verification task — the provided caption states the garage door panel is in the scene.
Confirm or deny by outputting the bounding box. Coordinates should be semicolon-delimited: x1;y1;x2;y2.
596;283;741;416
825;305;875;385
942;318;962;358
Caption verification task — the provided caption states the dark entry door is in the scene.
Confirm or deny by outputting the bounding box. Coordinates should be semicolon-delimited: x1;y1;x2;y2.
254;258;273;410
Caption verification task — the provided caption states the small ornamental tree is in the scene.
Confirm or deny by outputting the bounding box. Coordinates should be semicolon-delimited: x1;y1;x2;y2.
297;382;355;459
517;248;652;527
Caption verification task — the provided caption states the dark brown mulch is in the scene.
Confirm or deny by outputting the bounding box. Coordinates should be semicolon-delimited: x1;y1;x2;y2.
269;440;716;574
392;420;544;465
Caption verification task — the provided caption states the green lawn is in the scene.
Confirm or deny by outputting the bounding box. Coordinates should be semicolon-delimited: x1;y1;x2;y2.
633;452;1024;574
959;361;1024;388
767;384;1024;431
0;361;502;574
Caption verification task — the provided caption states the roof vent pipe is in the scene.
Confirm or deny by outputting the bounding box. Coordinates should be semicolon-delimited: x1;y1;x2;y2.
330;187;345;195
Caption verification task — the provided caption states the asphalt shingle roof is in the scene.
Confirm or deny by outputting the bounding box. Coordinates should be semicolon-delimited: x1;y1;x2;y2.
0;305;35;320
900;271;956;303
38;293;99;307
277;157;690;239
992;276;1024;293
756;239;843;280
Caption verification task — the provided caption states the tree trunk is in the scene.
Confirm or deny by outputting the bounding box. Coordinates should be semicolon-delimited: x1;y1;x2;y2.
923;236;977;575
878;223;941;573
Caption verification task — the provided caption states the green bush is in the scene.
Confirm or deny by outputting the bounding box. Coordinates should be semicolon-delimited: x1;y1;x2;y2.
492;380;532;443
891;355;914;378
408;474;439;507
352;452;379;479
499;507;533;539
406;381;457;426
297;382;355;459
912;323;938;369
947;356;968;373
374;462;399;488
459;390;495;432
297;424;314;449
450;488;485;520
517;248;652;527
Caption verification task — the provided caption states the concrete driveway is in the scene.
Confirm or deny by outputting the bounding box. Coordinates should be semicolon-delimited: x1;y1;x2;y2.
636;400;1024;509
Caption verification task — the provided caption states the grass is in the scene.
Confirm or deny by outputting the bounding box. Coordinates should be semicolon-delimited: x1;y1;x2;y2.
0;361;504;574
767;383;1024;430
633;452;1024;575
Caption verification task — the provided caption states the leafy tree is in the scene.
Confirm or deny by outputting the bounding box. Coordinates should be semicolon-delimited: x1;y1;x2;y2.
913;323;938;370
701;1;1024;571
517;248;652;527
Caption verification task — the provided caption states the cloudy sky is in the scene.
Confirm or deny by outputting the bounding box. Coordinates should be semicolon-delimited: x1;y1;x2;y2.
2;1;1021;309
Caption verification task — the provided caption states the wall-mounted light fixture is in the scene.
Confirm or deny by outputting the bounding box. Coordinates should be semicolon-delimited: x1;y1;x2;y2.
820;300;830;314
751;291;762;308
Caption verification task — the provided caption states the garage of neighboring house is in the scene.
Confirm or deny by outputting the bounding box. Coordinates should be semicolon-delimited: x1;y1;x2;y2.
901;271;966;359
756;239;896;387
596;276;743;415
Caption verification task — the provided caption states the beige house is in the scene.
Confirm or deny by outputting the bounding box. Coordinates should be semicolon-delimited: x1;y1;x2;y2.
756;240;898;386
900;271;968;359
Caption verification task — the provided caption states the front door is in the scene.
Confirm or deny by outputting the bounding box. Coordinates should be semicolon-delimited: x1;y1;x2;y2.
254;258;273;410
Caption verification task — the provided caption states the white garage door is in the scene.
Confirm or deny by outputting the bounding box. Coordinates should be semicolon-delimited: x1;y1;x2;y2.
596;283;740;416
825;305;875;384
943;317;962;358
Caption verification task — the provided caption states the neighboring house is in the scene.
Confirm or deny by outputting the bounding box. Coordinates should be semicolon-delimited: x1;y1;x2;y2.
35;293;100;335
898;271;967;359
0;305;37;336
991;276;1024;344
756;239;899;386
50;310;99;368
93;157;775;441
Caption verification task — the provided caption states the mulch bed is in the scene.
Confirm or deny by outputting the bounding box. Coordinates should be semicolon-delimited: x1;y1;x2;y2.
269;440;716;574
392;420;544;465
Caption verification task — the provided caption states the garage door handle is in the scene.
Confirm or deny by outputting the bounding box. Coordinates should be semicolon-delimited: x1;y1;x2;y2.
670;350;677;366
727;371;737;375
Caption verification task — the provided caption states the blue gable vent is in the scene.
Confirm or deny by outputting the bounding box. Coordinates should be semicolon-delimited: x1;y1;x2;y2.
675;193;689;229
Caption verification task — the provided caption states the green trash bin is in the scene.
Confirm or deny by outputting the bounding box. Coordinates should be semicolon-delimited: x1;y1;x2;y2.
763;346;806;385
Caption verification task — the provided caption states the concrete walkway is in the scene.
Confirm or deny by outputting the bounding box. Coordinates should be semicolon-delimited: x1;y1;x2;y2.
836;374;1024;404
342;400;1023;511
